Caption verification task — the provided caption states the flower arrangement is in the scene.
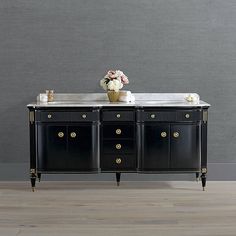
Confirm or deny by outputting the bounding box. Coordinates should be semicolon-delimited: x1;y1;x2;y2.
100;70;129;92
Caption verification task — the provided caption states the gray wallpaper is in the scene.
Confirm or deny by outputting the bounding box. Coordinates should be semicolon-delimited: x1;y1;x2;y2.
0;0;236;180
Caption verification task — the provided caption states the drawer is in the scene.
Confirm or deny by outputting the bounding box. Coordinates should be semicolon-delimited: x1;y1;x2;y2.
138;110;201;122
101;154;137;171
176;110;201;122
36;110;99;122
102;110;134;121
102;140;135;154
140;111;176;121
102;124;134;139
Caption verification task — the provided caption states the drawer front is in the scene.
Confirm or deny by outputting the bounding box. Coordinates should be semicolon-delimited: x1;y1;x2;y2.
102;111;134;121
102;124;134;139
102;140;134;154
139;110;201;122
70;111;99;122
36;111;99;122
101;154;136;171
141;111;176;121
176;110;201;122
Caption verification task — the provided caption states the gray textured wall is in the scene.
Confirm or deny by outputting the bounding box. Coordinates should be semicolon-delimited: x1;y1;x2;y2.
0;0;236;180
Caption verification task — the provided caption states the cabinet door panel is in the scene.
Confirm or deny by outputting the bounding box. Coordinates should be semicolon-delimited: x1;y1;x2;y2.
37;124;68;171
170;124;200;169
141;124;170;170
68;125;97;170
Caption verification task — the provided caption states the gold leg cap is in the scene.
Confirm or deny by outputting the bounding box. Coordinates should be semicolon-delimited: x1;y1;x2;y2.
32;187;35;192
203;187;205;191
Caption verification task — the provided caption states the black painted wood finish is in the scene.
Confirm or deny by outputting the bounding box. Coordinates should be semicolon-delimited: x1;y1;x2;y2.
28;106;209;190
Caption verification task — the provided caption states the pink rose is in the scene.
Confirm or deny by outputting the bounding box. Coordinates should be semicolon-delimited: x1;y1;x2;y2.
121;75;129;84
107;70;116;79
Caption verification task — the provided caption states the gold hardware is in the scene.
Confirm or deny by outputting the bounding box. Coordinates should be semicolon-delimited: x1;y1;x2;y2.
116;144;122;150
116;129;122;135
161;132;167;138
29;111;34;124
201;168;207;173
58;132;64;138
185;113;190;119
150;114;156;119
116;114;121;118
70;132;76;138
30;169;36;174
173;132;179;138
116;158;122;164
48;114;52;119
82;114;87;119
203;110;208;123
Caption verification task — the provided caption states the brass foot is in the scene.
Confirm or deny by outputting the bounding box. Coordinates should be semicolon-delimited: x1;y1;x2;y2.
32;187;35;192
117;182;120;186
202;187;205;191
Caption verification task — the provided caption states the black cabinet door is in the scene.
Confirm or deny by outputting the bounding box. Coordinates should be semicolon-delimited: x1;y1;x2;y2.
68;125;97;171
37;123;98;171
141;124;170;170
170;124;200;170
37;124;68;171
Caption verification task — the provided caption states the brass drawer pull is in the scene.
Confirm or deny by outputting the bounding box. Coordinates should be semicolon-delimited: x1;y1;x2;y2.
82;114;87;119
173;132;179;138
116;144;122;150
161;132;167;138
150;114;156;119
116;129;122;135
185;113;190;119
58;132;64;138
70;132;76;138
116;114;121;118
116;158;122;164
48;114;52;119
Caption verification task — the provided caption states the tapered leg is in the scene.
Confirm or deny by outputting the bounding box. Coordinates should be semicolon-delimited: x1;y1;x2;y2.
196;172;200;182
38;173;41;182
30;177;36;192
201;173;206;191
116;172;121;186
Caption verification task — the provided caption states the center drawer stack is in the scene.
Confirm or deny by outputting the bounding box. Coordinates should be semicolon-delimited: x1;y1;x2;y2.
100;108;137;172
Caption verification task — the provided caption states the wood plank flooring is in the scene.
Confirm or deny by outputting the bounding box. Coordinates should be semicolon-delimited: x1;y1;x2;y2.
0;181;236;236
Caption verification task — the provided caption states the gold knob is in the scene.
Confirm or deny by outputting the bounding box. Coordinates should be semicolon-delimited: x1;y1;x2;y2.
116;114;121;118
116;129;122;135
185;113;190;119
150;114;156;119
48;114;52;119
70;132;76;138
116;144;122;150
58;132;64;138
116;158;122;164
82;114;87;119
173;132;179;138
161;132;167;138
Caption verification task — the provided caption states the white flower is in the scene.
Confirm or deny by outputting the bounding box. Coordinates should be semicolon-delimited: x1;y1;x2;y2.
107;79;122;92
116;70;124;77
100;78;108;91
107;80;115;91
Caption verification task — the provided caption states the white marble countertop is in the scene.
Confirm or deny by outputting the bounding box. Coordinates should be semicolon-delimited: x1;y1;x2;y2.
27;93;211;108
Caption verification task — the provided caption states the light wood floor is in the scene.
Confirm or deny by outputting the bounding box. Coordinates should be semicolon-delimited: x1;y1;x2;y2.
0;181;236;236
